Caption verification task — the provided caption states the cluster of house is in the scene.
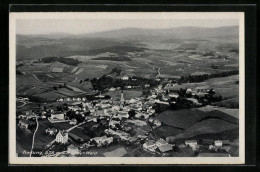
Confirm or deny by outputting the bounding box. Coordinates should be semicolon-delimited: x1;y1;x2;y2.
56;97;86;102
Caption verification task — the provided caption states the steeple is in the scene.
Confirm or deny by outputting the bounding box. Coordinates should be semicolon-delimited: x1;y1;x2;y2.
120;89;125;108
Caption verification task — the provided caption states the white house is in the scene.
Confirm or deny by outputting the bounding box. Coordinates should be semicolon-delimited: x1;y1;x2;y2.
91;135;113;147
168;93;179;98
51;112;65;120
144;84;150;88
185;140;197;149
57;98;64;102
108;87;116;92
69;118;77;125
55;130;68;144
153;119;162;127
214;140;223;147
121;76;129;80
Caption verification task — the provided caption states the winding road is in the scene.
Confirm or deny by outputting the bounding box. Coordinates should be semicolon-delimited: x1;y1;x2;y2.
30;116;39;157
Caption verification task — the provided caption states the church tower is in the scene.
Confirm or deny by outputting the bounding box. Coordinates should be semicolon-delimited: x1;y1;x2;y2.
120;89;125;108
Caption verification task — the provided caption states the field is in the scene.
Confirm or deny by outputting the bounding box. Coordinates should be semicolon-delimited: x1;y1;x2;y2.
103;90;143;101
174;118;238;139
153;125;183;139
213;97;239;108
155;108;239;141
169;75;239;99
156;109;238;129
198;105;239;118
16;124;33;157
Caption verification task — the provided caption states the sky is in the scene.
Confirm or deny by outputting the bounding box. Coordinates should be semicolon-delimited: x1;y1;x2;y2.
16;19;239;35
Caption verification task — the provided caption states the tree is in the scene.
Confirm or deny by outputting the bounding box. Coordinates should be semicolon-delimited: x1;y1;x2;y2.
128;109;136;118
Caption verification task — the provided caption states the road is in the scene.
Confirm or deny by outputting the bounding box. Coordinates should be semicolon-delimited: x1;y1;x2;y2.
67;121;86;132
30;117;39;157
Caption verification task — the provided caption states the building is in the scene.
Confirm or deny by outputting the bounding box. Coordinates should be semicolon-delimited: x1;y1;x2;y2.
185;140;198;149
158;144;173;153
51;112;65;120
214;140;223;147
18;119;36;129
168;93;179;98
143;141;157;152
121;76;129;80
156;139;168;147
153;119;162;127
108;87;116;92
69;118;77;125
56;130;68;144
90;135;113;147
26;113;37;120
46;128;58;135
67;144;79;156
144;84;150;88
120;90;125;108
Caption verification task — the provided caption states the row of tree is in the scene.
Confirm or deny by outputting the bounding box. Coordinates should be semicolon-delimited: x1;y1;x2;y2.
178;70;239;83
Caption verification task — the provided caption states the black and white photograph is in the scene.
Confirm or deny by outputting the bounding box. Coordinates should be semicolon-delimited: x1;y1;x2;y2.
9;12;245;164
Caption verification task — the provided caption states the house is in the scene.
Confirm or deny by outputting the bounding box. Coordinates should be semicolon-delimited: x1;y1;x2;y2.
112;106;120;111
156;139;168;147
158;144;173;153
185;140;198;149
214;140;223;147
90;135;113;147
56;130;68;144
69;118;77;125
51;112;65;120
65;98;71;101
18;119;36;129
144;84;150;88
186;88;193;94
108;87;116;92
26;113;37;120
121;76;129;80
46;128;58;135
67;144;79;156
143;141;157;152
57;98;64;102
168;93;179;98
153;119;162;127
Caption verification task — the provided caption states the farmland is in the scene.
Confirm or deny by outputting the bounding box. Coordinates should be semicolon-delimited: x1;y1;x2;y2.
156;109;238;129
154;108;239;141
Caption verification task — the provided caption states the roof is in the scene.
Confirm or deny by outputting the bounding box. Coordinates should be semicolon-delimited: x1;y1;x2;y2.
158;144;173;152
103;147;127;157
156;139;168;145
58;130;68;137
51;67;64;73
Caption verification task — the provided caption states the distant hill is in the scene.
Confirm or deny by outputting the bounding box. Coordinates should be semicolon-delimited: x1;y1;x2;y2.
16;26;238;60
85;26;239;40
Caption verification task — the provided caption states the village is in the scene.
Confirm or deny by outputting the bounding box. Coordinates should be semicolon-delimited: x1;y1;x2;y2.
17;74;237;158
